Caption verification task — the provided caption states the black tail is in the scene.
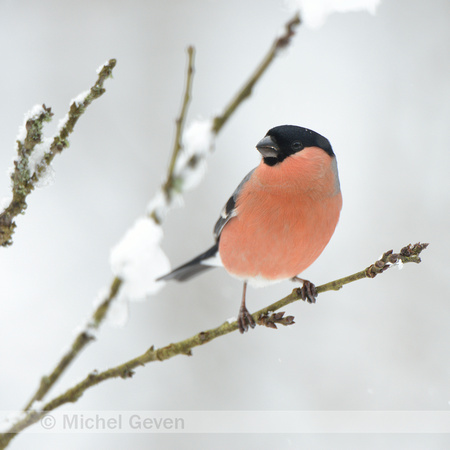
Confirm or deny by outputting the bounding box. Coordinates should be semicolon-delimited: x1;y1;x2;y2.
157;244;219;282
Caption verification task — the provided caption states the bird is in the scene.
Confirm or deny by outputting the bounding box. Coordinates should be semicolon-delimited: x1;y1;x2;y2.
158;125;342;333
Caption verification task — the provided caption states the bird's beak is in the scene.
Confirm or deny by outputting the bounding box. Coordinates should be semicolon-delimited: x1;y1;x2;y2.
256;135;279;158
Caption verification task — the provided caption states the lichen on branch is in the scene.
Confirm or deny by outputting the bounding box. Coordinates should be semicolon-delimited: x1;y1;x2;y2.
0;59;116;247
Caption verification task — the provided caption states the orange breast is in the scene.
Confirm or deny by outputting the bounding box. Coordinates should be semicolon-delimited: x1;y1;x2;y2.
218;147;342;283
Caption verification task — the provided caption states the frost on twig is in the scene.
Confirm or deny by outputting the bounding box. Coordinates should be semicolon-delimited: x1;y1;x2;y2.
0;59;117;247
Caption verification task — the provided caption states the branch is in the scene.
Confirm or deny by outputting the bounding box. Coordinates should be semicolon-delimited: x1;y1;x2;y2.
212;13;301;134
0;59;116;247
151;46;196;224
166;46;196;186
22;276;122;411
0;243;428;446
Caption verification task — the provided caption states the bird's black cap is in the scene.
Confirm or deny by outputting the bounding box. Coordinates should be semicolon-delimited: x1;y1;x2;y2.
256;125;334;166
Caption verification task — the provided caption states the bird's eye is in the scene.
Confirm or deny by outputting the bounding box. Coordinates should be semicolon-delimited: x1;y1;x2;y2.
291;141;303;151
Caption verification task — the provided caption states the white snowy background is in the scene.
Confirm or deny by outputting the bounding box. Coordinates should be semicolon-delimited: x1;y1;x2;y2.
1;0;449;449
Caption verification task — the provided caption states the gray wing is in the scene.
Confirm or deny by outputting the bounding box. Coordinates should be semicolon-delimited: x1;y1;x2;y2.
157;168;256;283
213;168;256;240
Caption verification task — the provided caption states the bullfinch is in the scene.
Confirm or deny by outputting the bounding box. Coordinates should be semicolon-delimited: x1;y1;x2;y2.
158;125;342;333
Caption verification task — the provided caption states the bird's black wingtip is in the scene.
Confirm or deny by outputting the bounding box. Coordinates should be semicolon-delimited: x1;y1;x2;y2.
156;244;219;283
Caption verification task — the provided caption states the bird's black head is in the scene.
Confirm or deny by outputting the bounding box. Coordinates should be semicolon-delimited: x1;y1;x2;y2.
256;125;334;166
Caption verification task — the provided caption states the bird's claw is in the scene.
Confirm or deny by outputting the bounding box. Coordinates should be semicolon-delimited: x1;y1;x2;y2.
292;277;317;303
238;305;256;334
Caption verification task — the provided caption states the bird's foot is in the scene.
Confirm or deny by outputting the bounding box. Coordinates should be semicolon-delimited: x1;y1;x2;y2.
292;277;317;303
238;304;256;334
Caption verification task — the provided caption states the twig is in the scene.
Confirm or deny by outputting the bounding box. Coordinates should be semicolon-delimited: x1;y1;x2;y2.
22;276;122;411
257;243;428;324
151;46;196;224
165;47;196;189
0;243;428;447
212;13;301;134
0;59;116;247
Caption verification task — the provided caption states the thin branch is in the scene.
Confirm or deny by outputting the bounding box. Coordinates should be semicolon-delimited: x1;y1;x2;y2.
49;60;117;157
0;59;116;247
165;47;196;188
0;106;53;246
212;13;301;134
151;46;196;224
22;276;122;411
0;243;428;447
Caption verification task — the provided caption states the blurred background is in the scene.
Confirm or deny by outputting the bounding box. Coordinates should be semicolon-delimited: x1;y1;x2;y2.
0;0;449;448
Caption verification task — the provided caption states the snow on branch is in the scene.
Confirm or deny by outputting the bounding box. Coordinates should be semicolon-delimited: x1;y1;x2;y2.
109;217;171;325
286;0;380;28
0;59;117;247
